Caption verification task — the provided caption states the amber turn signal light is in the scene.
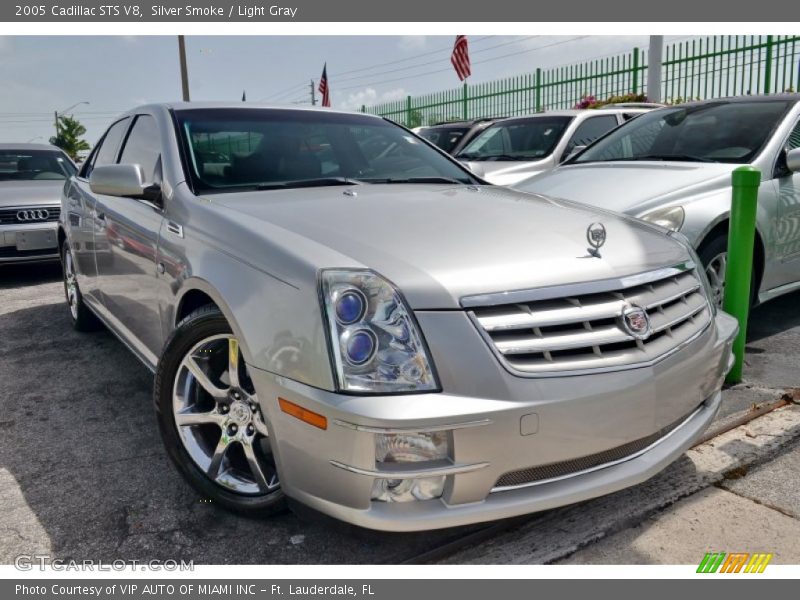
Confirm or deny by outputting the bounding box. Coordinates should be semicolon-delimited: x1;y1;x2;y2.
278;398;328;430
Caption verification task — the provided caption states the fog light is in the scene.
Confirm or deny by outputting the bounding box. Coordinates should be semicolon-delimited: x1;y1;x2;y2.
375;431;449;463
371;431;450;503
371;476;446;502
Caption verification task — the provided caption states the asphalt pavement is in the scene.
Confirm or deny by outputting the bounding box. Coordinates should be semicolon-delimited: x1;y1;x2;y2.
1;261;799;565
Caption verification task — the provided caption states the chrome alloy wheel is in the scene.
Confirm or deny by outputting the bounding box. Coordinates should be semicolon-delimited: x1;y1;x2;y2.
172;334;279;495
705;251;727;308
64;249;79;320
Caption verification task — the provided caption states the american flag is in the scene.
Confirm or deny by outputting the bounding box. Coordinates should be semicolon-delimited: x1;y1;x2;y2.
318;63;330;107
450;35;471;81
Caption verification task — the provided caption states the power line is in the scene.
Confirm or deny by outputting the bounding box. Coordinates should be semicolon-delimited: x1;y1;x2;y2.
336;36;590;92
331;36;540;85
258;36;497;102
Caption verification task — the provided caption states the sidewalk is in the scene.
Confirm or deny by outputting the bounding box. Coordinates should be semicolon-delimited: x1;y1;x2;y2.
557;438;800;564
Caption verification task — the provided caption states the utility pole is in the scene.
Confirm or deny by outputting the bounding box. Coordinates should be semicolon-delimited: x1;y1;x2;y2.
310;79;317;106
178;35;190;101
647;35;664;103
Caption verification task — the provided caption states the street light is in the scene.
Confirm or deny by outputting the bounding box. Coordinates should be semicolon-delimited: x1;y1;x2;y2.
54;101;90;137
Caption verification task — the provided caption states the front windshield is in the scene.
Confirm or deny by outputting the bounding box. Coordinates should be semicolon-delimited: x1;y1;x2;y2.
0;150;76;181
456;116;572;161
574;100;792;164
175;108;476;193
419;126;470;153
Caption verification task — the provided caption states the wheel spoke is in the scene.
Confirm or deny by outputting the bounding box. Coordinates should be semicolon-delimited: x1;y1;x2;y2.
228;337;241;390
253;414;269;438
207;435;230;479
175;408;224;427
182;356;228;399
242;441;272;492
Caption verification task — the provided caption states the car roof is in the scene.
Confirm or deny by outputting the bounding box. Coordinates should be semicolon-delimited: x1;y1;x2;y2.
128;101;384;120
676;93;800;107
0;143;65;152
428;117;503;127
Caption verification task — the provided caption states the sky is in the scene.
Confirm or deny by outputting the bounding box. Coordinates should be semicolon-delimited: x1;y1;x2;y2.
0;35;690;146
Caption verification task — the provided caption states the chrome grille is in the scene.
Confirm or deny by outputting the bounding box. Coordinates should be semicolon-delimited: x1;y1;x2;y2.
468;265;712;375
0;206;60;224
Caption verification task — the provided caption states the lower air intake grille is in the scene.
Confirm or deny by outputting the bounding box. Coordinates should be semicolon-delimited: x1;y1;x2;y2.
493;408;695;490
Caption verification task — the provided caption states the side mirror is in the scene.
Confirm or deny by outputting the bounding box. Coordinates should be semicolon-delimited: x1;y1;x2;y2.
787;148;800;173
90;164;148;197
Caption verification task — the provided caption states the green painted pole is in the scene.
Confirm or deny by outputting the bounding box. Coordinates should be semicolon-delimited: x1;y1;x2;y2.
723;166;761;384
535;68;542;112
462;81;468;120
632;47;640;93
764;35;774;94
405;95;412;127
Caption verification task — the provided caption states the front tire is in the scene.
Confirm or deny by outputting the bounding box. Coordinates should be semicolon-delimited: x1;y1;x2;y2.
154;306;285;516
697;233;757;308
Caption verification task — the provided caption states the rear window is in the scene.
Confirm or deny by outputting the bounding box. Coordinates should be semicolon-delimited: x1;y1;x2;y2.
456;116;573;161
0;150;76;181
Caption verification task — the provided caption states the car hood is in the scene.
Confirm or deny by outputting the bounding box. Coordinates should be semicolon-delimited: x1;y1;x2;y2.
516;161;738;215
0;180;66;207
461;158;551;186
208;184;688;309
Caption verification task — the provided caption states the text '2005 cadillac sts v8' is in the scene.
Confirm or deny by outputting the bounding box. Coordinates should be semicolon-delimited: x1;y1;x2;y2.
59;103;737;531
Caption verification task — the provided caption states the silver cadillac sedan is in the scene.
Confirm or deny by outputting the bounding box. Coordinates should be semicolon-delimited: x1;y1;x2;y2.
0;143;76;263
59;103;737;531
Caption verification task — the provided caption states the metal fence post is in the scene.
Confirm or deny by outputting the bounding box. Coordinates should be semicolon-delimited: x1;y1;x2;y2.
462;82;468;120
405;95;412;127
763;35;774;94
535;68;542;112
723;166;761;384
632;47;640;93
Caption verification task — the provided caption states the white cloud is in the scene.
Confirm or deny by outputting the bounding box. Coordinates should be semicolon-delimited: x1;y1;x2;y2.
337;87;407;111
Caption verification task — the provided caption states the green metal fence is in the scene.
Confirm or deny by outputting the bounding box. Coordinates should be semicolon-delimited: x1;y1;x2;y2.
363;35;800;127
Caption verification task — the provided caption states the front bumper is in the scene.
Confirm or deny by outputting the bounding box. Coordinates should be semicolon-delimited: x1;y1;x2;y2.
0;222;59;263
250;311;738;532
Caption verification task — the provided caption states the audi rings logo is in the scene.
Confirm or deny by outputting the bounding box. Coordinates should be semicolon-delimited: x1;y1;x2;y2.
16;209;49;222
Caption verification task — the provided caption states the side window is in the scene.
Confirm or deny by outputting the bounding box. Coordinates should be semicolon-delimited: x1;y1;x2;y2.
565;115;620;155
82;118;130;178
787;120;800;151
118;115;160;184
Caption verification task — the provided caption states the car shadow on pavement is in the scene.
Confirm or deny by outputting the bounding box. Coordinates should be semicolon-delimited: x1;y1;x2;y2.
747;289;800;344
0;262;62;289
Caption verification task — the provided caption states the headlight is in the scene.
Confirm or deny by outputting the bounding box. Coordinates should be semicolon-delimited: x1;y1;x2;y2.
320;269;440;394
640;205;685;231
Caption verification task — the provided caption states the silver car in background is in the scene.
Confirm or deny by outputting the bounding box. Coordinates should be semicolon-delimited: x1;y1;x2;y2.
516;96;800;307
59;103;736;531
455;107;651;185
0;143;76;264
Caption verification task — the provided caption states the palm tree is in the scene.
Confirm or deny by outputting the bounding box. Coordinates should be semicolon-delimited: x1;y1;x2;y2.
49;115;91;161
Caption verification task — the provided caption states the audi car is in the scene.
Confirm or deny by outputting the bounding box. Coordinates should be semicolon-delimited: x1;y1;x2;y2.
59;103;736;531
0;143;76;264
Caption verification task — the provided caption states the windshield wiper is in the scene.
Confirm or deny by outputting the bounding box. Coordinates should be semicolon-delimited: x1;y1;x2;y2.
462;154;528;162
360;176;469;185
253;177;363;191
